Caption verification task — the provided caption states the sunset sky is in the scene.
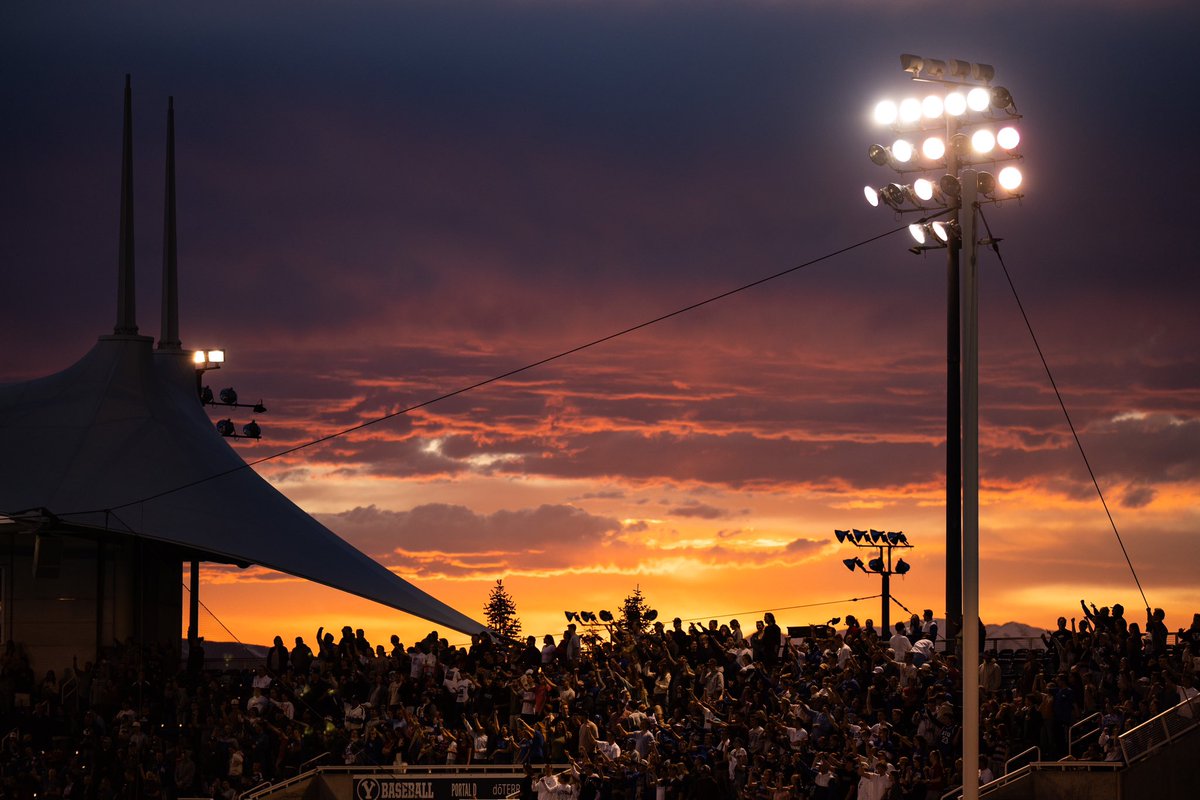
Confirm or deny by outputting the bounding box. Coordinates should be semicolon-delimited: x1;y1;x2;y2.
4;2;1199;649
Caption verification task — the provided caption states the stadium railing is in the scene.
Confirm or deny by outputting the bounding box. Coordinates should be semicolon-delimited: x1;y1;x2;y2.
1119;689;1200;765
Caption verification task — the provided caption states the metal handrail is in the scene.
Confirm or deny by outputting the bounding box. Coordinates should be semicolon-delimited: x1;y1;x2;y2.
1004;745;1039;775
238;780;271;799
299;751;332;773
1119;689;1200;765
1067;711;1101;757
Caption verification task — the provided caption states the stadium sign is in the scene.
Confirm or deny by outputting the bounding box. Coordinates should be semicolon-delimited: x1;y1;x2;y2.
352;775;523;800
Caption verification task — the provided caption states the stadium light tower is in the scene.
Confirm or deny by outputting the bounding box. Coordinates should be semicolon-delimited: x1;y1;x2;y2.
861;54;1025;800
834;529;913;635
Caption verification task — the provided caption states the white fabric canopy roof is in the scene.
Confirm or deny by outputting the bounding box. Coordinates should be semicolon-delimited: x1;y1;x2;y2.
0;334;483;635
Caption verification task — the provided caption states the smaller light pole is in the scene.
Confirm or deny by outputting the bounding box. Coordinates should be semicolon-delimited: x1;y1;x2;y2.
834;529;913;635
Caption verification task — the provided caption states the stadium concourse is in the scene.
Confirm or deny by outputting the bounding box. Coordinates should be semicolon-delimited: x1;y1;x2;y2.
0;601;1197;799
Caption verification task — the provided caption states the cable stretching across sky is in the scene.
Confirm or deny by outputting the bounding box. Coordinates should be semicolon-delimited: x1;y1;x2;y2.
45;208;1149;608
978;208;1150;610
58;216;940;515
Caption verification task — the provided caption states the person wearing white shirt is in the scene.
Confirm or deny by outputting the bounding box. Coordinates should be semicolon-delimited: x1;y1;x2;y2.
889;623;913;660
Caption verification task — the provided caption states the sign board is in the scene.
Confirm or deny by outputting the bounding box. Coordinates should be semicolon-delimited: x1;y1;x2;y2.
352;775;523;800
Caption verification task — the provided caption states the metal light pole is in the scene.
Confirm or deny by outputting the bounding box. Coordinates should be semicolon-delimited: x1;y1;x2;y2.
961;167;980;800
944;106;962;651
860;56;1025;800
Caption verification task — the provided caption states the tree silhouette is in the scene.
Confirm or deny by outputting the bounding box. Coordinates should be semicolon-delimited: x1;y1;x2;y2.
621;585;655;633
484;579;522;641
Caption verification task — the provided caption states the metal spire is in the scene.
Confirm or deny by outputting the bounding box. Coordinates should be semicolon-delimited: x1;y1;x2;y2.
159;96;180;350
114;75;138;335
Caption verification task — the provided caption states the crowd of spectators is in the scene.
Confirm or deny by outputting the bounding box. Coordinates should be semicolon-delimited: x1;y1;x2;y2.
0;602;1197;799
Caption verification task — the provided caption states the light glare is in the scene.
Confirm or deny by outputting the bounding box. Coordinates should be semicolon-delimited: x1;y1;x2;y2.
891;139;914;163
932;220;951;242
908;223;927;244
922;95;943;119
997;126;1020;150
193;350;206;365
967;87;990;112
874;100;898;126
998;166;1023;191
864;186;880;207
913;178;934;201
944;92;967;116
922;137;945;160
207;349;225;363
898;98;922;124
971;129;996;154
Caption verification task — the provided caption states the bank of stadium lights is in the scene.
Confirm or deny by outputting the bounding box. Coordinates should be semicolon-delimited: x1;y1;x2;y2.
832;529;913;635
193;348;267;441
863;58;1024;251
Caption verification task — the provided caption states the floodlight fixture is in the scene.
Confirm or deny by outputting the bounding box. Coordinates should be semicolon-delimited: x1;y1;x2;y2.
599;610;613;622
886;531;901;545
924;59;947;79
874;100;898;126
867;557;885;572
898;98;922;124
879;183;906;209
909;221;929;243
949;59;972;79
564;611;576;622
843;557;865;572
200;386;214;404
193;349;225;370
922;137;946;161
998;166;1023;192
899;53;924;75
973;63;996;82
931;220;955;242
938;174;962;199
991;86;1015;112
864;186;881;207
219;387;239;405
853;528;868;542
835;529;850;543
945;92;967;117
967;87;991;112
894;558;911;575
645;609;659;622
870;529;885;542
242;420;261;439
252;401;268;414
891;139;915;163
996;126;1020;151
215;419;235;437
977;171;997;196
869;143;890;166
971;129;996;154
922;95;944;119
913;178;935;202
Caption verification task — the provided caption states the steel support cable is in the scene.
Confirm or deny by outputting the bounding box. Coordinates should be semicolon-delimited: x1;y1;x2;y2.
675;594;883;624
53;215;948;518
977;208;1150;610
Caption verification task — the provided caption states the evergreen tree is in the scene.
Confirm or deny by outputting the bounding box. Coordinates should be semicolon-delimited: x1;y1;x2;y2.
621;585;655;633
484;579;522;641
